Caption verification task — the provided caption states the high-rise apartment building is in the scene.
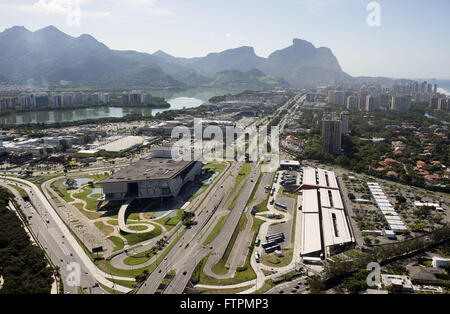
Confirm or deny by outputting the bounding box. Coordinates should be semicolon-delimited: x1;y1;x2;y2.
328;90;336;104
366;95;380;111
347;96;359;110
391;95;412;111
322;118;342;155
32;92;49;108
340;111;349;135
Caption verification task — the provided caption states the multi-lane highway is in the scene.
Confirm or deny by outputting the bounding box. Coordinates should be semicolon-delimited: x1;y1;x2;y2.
0;176;133;293
0;180;105;294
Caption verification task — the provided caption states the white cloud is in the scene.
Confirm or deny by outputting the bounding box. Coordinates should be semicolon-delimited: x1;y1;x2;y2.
296;0;341;14
107;0;173;17
225;32;249;43
0;0;172;19
33;0;111;18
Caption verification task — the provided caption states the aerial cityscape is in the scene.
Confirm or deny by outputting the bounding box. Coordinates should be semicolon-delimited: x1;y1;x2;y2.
0;0;449;303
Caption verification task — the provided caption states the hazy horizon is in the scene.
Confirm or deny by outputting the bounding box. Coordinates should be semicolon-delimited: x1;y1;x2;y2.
1;0;449;80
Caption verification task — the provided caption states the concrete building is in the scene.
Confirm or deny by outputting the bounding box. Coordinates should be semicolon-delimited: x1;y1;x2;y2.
327;90;335;104
279;160;301;170
122;92;130;105
322;118;342;155
91;93;100;104
141;93;152;105
0;97;15;111
334;90;346;106
391;95;412;111
52;94;62;108
358;90;369;110
32;92;49;108
438;97;448;111
62;93;73;107
340;111;349;135
73;92;83;105
366;95;380;111
18;93;32;109
379;94;391;111
103;93;110;104
99;158;203;201
432;256;450;268
347;95;359;110
380;274;414;292
429;96;439;109
130;91;142;105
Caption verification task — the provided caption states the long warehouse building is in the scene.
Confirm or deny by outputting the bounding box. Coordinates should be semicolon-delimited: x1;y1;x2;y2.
300;167;354;262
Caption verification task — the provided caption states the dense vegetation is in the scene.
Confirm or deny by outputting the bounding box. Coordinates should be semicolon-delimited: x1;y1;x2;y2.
301;103;450;192
0;188;53;294
323;225;450;286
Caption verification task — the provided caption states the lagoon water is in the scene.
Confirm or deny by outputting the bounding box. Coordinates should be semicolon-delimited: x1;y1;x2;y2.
0;96;205;125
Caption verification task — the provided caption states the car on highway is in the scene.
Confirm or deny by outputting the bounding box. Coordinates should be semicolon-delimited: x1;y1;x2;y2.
183;271;187;275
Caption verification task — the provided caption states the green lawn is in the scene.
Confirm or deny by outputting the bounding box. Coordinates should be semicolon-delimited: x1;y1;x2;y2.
51;179;74;203
260;249;293;268
203;216;263;286
195;285;253;294
94;221;114;236
96;229;186;278
128;225;149;231
211;212;248;275
246;173;263;207
7;184;28;197
73;188;99;211
105;278;136;289
226;162;251;205
120;224;162;246
73;203;102;220
123;249;156;266
109;236;125;252
253;200;269;213
188;163;228;202
155;209;183;231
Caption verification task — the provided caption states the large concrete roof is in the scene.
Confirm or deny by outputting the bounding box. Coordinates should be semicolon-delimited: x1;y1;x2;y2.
99;158;196;183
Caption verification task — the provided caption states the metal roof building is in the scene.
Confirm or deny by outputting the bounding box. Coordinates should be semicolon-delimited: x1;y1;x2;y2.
300;167;354;259
97;136;145;153
368;182;407;234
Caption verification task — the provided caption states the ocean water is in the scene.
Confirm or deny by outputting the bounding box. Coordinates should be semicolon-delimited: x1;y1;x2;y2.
434;79;450;96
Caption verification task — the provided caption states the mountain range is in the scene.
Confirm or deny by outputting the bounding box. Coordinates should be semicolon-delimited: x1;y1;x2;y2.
0;25;401;89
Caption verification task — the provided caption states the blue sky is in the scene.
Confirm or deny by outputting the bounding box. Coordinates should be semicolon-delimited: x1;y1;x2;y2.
0;0;449;79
